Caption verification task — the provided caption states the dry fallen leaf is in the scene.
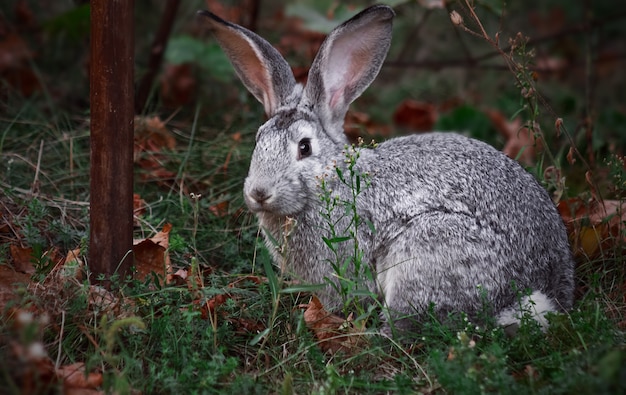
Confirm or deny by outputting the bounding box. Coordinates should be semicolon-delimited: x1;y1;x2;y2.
344;110;392;142
190;293;232;320
133;224;172;282
169;268;189;286
133;193;147;220
57;248;85;280
485;109;541;165
392;99;438;133
186;276;267;333
0;32;40;96
558;197;626;258
134;116;177;184
301;296;368;354
9;341;104;393
57;362;103;391
205;0;248;24
0;265;30;310
209;200;229;217
9;244;35;274
160;63;197;108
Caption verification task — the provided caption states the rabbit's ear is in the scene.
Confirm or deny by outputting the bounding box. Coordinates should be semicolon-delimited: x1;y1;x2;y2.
304;5;394;133
197;11;296;116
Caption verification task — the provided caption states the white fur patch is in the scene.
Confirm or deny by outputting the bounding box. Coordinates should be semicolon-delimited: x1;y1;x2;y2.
496;291;557;330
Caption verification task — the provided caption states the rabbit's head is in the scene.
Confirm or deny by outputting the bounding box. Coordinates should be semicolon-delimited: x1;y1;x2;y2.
198;6;395;217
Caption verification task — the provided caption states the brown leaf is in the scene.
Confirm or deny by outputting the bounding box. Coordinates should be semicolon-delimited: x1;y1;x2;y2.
137;163;177;183
0;265;30;311
133;193;147;219
134;116;176;158
567;146;576;165
207;294;230;313
209;201;229;217
168;268;189;286
88;285;119;313
205;0;247;24
301;296;368;354
485;109;541;165
58;248;85;280
15;0;36;27
345;110;392;142
393;100;438;132
160;63;196;108
134;116;177;185
9;244;35;274
133;224;172;281
0;32;33;71
190;293;232;320
0;32;40;95
528;7;565;36
229;317;265;334
57;362;103;390
558;197;626;258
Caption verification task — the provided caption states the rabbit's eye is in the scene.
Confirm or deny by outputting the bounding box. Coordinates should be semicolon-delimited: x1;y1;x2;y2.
298;138;312;160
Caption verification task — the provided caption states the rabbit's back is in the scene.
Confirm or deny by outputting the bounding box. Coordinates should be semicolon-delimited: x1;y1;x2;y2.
351;132;574;323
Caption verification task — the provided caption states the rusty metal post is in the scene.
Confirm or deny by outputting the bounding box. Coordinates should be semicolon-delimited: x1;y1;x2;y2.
89;0;135;281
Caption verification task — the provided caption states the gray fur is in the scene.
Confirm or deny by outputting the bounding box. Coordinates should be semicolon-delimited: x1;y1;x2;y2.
198;5;575;332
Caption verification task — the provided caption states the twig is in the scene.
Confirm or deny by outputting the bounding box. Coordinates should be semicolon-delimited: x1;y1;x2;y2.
385;51;626;72
247;0;261;32
30;139;44;195
135;0;181;113
583;0;596;167
0;180;90;207
55;310;65;370
471;9;626;64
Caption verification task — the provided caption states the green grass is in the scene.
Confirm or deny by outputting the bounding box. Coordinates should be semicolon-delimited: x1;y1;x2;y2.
1;0;626;393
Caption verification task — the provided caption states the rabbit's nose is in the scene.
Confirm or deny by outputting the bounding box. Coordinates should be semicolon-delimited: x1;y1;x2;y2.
250;187;271;203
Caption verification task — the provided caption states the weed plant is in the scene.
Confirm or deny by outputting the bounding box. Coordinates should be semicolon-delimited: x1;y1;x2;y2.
318;141;378;322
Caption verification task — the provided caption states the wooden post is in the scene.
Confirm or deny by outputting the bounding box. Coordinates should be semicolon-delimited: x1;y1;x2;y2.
89;0;135;281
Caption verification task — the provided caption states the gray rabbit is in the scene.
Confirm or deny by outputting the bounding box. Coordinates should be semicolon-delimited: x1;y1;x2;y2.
198;5;575;334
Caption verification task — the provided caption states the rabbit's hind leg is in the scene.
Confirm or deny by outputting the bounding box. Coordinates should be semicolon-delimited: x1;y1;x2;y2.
496;290;559;333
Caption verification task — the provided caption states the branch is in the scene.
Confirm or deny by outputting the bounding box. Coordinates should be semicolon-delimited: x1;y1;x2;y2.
135;0;181;113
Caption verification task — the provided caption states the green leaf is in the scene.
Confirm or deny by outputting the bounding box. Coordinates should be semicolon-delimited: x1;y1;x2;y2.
281;283;326;294
248;327;271;346
322;236;336;252
324;236;351;245
165;36;235;82
43;4;90;40
335;167;344;182
364;218;377;234
262;255;280;300
434;105;500;147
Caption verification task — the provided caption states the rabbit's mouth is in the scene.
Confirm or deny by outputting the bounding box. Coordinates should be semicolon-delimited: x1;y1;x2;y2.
244;195;306;217
244;184;308;216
